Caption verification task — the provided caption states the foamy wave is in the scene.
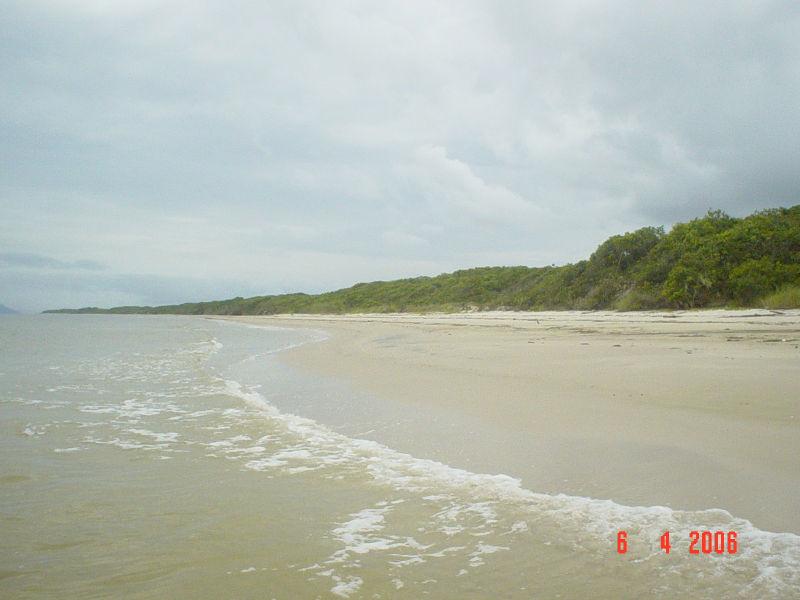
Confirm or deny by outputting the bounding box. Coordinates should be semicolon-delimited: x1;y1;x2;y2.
23;424;48;436
468;542;508;567
329;574;363;598
126;428;180;443
210;318;329;350
80;398;187;421
83;435;179;452
220;378;800;597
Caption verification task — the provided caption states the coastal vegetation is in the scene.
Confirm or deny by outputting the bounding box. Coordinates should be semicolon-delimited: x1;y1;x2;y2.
46;205;800;314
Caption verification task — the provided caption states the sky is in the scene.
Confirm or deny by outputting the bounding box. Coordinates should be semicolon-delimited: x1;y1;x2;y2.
2;1;799;312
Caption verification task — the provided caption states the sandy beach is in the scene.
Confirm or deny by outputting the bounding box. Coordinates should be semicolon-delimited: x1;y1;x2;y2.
218;310;800;535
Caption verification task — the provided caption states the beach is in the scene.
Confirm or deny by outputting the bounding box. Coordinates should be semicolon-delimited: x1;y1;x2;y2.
219;310;800;535
3;313;800;598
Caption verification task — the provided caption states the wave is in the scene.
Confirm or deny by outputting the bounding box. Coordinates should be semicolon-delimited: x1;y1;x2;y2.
220;376;800;598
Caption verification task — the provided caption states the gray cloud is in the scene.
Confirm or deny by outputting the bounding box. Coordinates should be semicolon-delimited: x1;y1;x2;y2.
0;268;269;314
0;252;107;271
2;0;798;311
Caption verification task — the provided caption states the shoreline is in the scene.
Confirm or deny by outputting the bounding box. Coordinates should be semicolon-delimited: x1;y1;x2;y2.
213;310;800;534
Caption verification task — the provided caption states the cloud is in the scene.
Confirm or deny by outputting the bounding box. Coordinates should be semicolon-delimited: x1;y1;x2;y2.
381;229;428;248
0;268;265;314
406;145;545;227
0;252;107;271
1;1;798;310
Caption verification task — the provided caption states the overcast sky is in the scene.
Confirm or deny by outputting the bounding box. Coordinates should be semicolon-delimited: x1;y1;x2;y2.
2;1;799;312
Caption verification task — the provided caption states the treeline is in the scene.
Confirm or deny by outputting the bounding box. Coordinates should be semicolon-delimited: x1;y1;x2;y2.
46;205;800;315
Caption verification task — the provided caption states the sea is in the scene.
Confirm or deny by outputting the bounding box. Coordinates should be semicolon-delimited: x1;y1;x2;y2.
1;315;798;599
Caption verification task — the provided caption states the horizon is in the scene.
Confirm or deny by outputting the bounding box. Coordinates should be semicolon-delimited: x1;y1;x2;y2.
3;2;800;312
35;203;799;313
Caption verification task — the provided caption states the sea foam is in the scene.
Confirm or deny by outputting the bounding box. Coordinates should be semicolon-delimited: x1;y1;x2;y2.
220;376;800;597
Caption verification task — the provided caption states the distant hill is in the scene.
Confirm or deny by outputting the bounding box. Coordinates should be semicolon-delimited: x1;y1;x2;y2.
45;205;800;315
0;304;19;315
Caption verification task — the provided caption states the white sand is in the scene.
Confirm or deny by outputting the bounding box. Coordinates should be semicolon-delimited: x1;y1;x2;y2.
218;310;800;533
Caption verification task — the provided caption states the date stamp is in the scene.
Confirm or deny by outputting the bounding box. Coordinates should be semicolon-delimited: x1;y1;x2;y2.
617;530;738;555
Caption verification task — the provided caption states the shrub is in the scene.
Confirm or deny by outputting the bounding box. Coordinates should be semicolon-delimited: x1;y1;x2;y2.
760;285;800;309
729;258;799;304
615;287;662;311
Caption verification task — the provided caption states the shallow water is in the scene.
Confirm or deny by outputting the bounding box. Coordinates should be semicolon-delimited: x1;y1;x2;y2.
1;315;798;598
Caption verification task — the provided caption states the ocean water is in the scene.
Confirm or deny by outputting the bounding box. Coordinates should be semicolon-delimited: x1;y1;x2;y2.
1;315;798;599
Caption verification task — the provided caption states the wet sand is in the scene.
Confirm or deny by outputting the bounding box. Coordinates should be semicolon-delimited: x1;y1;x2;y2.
217;310;800;534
